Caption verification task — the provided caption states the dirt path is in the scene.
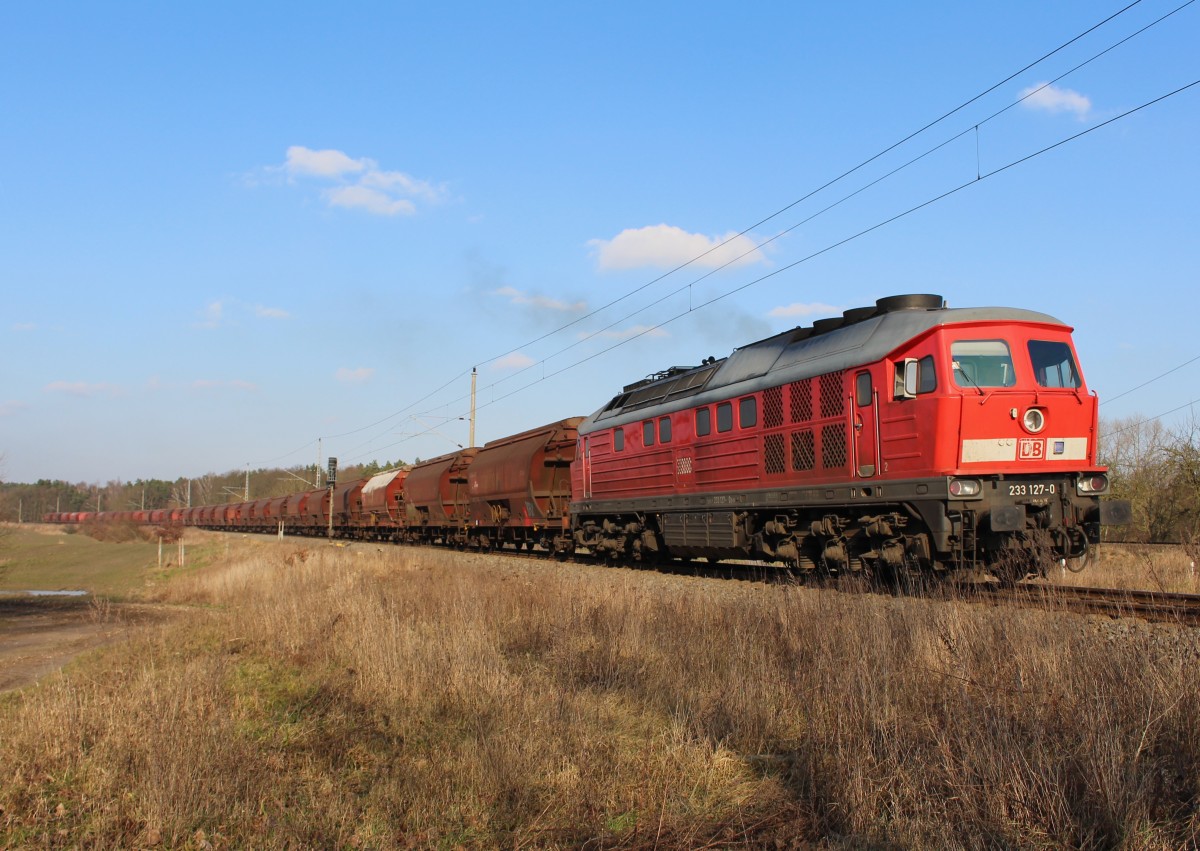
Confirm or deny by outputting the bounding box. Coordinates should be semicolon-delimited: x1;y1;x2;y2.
0;595;166;692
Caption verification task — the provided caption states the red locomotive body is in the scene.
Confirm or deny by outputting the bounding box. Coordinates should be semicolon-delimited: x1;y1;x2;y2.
570;295;1129;580
465;418;582;551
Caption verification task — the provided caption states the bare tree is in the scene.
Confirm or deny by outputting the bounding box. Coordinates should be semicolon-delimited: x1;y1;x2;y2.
1101;412;1200;542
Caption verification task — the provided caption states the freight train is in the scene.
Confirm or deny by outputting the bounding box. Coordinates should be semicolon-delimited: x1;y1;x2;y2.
47;295;1131;583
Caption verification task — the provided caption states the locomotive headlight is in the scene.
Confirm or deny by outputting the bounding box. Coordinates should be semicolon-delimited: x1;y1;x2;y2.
1022;408;1046;434
949;478;982;498
1077;474;1109;495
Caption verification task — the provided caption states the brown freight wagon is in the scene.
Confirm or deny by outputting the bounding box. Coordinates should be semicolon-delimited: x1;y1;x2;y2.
403;448;479;544
360;469;409;538
302;488;331;534
262;496;289;532
467;417;583;552
243;498;272;532
331;479;367;532
223;503;243;529
282;491;311;531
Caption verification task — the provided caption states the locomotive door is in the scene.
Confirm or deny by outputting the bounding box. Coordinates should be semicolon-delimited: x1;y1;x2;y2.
853;371;878;477
581;437;592;499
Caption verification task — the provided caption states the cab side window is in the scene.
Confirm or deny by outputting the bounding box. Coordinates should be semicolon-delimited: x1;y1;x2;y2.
739;397;757;428
696;407;711;436
716;402;733;433
918;355;936;393
856;372;872;406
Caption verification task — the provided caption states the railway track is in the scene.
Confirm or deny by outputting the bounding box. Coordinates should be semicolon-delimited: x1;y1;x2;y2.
199;529;1200;625
463;543;1200;626
973;583;1200;626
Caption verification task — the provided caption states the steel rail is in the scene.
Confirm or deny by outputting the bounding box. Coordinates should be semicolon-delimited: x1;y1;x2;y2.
973;583;1200;627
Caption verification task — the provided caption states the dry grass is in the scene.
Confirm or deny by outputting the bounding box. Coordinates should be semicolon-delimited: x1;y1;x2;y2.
2;540;1199;848
1052;543;1200;594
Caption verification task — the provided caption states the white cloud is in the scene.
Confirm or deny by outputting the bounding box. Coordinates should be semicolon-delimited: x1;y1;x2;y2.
44;381;122;398
0;400;29;417
490;352;536;371
326;185;416;216
196;300;223;329
11;322;36;332
361;169;444;203
1019;82;1092;119
589;224;768;271
493;286;586;313
768;301;842;319
192;379;258;392
336;367;375;384
273;146;446;217
286;146;369;178
586;324;670;340
196;299;291;327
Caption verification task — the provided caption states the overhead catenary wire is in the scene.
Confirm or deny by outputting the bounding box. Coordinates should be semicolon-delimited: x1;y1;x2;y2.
467;0;1154;369
292;0;1164;465
255;3;1195;470
338;13;1199;462
1101;353;1200;405
1102;399;1200;437
342;77;1200;463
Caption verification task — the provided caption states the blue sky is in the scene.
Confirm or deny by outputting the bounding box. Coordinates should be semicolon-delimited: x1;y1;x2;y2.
2;1;1197;484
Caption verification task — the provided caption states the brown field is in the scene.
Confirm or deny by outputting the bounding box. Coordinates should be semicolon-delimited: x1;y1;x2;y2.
1;531;1198;848
1056;542;1200;594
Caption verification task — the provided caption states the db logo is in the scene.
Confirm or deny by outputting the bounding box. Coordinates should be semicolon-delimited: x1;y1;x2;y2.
1018;438;1045;460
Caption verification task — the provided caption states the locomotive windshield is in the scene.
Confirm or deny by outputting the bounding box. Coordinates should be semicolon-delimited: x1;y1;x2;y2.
951;340;1016;388
1028;339;1081;388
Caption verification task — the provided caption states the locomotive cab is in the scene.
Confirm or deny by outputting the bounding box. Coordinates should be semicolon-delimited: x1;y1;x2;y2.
884;320;1129;578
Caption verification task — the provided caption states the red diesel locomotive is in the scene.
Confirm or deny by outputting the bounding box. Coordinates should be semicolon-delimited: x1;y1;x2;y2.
48;295;1129;581
570;294;1129;580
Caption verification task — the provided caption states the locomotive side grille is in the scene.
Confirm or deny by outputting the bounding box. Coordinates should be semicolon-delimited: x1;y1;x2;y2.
789;379;812;422
764;432;786;474
763;385;784;429
791;430;815;471
821;423;847;469
819;371;845;418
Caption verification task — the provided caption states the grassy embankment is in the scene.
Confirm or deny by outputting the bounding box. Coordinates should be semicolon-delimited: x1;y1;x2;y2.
0;523;224;597
1;531;1198;847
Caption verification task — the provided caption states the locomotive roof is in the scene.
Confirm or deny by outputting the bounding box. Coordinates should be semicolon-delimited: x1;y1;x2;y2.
581;300;1068;434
